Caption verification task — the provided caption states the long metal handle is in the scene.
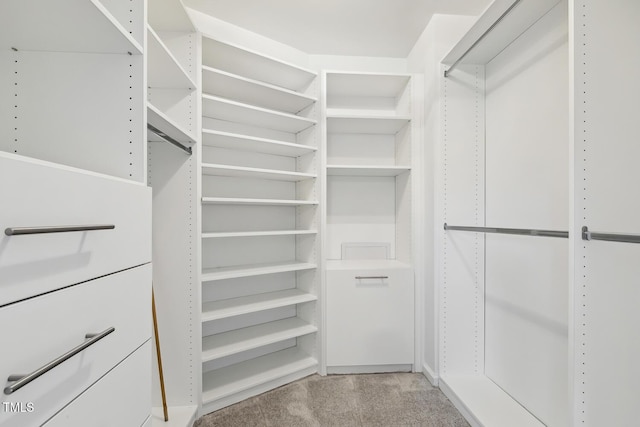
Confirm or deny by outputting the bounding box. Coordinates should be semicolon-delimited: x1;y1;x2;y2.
5;224;115;236
148;123;192;155
444;223;568;239
582;226;640;244
355;276;389;280
444;0;524;77
4;327;115;395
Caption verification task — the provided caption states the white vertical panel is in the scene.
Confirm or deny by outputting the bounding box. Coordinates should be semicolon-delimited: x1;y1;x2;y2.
440;64;485;376
573;1;640;425
149;142;197;408
484;3;569;426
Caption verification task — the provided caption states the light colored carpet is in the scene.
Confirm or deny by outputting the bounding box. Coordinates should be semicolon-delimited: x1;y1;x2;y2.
194;373;470;427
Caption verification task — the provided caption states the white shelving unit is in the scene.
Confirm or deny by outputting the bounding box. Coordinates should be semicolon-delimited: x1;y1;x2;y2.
438;1;567;426
146;1;199;426
323;71;417;373
199;35;320;413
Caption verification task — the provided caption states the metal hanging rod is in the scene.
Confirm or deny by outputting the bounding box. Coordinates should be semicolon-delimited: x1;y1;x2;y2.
5;224;115;236
444;223;568;239
148;124;192;155
581;226;640;244
444;0;524;78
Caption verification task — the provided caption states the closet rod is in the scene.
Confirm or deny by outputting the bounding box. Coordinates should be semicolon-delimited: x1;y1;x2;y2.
148;124;192;155
581;226;640;244
444;223;568;238
444;0;524;78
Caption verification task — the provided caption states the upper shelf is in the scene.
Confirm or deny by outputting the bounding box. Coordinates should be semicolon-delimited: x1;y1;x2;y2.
0;0;142;54
202;163;316;182
327;116;411;134
148;0;194;32
202;130;316;158
202;95;317;134
326;165;411;177
326;72;410;99
147;25;196;89
201;37;316;92
202;66;317;114
442;0;562;68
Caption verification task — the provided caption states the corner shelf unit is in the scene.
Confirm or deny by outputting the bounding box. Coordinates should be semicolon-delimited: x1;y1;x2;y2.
199;35;320;413
324;71;414;262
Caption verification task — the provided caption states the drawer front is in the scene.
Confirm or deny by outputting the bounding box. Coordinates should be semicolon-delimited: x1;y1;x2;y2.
43;342;151;427
0;153;151;306
326;267;414;366
0;264;151;427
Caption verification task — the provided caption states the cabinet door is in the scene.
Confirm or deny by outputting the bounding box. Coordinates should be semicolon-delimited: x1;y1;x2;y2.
326;267;414;366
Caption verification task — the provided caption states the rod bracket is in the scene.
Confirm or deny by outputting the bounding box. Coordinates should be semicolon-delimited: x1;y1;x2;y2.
581;226;591;241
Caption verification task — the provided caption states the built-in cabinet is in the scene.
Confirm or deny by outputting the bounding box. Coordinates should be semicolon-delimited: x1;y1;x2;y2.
198;35;320;413
0;1;151;426
323;71;417;372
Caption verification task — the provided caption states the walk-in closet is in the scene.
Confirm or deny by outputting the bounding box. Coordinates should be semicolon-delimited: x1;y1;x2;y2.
1;0;639;426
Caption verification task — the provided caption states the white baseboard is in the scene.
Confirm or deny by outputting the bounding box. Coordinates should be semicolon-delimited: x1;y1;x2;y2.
422;362;439;386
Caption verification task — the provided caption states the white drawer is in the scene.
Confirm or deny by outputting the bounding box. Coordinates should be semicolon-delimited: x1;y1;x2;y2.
43;342;151;427
326;263;414;366
0;264;151;427
0;153;151;306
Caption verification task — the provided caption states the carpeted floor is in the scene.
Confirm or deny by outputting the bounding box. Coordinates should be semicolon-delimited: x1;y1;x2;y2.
194;373;470;427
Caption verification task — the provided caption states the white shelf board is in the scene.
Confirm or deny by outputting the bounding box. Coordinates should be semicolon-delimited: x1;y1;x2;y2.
0;0;142;54
202;163;316;182
202;230;318;238
201;289;317;322
147;103;197;146
203;66;316;114
147;25;196;89
442;0;562;66
326;72;410;98
201;261;317;282
148;0;194;32
326;165;411;177
326;259;413;270
151;405;197;427
439;375;544;427
327;115;410;134
202;317;317;362
202;95;316;134
201;347;317;404
201;197;318;206
202;129;316;157
201;37;316;92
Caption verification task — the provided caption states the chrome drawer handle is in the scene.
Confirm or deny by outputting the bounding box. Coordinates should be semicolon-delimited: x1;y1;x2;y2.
4;327;115;395
355;276;389;280
5;224;115;236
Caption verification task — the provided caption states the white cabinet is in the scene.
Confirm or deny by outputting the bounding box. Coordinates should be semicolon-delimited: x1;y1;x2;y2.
0;1;150;425
323;71;417;373
326;261;414;370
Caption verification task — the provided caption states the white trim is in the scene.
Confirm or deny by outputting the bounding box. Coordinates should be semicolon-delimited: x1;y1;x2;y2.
422;363;439;387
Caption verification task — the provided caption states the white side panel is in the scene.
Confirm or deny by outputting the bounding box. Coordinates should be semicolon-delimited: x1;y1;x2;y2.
440;65;485;376
149;142;198;408
484;4;569;426
573;1;640;425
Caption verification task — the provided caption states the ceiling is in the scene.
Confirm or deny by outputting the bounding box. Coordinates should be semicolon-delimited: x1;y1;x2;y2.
183;0;492;57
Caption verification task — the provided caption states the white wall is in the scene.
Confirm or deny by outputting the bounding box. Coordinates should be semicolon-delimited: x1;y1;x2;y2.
406;14;476;383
